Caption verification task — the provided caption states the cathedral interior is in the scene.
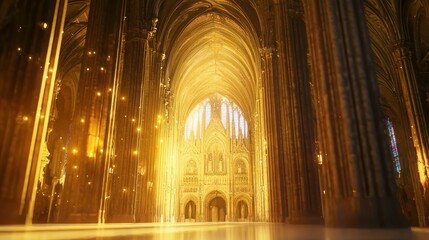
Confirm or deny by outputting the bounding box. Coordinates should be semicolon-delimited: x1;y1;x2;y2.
1;0;429;239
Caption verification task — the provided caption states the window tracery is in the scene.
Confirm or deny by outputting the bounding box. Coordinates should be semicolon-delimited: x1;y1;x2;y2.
184;95;249;140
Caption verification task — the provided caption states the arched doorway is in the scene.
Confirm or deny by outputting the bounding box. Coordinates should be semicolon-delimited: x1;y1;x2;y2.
185;200;196;222
236;200;248;221
207;197;227;222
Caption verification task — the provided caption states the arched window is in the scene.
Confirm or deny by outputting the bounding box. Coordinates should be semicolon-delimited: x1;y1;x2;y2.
234;109;239;138
205;103;211;129
235;159;247;174
229;105;233;138
387;118;401;175
183;95;248;140
239;114;245;137
186;160;197;175
221;103;227;129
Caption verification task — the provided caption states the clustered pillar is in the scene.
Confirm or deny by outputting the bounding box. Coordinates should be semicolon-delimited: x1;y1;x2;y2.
273;0;322;224
303;0;408;227
58;0;124;223
0;0;68;224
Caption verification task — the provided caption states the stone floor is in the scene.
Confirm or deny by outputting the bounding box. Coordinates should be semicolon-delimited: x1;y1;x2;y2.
0;222;428;240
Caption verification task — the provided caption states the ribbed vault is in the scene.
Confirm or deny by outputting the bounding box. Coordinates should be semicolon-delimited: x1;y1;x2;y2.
157;1;264;122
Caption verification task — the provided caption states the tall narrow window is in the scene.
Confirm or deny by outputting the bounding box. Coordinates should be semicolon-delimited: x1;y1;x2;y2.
184;95;249;140
199;107;204;138
387;118;401;175
229;105;233;138
193;113;199;139
205;103;211;129
239;114;245;137
221;103;227;129
234;109;239;138
185;117;192;140
244;121;248;138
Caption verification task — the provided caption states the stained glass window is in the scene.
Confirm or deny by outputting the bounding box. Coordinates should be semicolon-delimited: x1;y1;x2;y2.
387;118;401;175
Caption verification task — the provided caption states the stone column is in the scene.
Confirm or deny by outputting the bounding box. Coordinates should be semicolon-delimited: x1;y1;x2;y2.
0;0;68;224
303;0;408;227
135;45;162;222
260;46;287;222
392;42;429;226
274;0;322;224
59;0;123;223
107;0;159;222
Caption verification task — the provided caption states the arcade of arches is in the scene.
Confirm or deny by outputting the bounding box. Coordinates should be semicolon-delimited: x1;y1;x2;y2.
1;0;429;230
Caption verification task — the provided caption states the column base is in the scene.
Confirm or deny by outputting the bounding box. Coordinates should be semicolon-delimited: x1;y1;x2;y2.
324;196;409;228
106;214;135;223
286;215;324;225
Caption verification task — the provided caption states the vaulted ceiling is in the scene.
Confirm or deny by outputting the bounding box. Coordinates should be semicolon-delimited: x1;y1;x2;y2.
155;0;267;123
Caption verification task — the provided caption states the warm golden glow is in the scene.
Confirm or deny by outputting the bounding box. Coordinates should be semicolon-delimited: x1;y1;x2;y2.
156;10;268;222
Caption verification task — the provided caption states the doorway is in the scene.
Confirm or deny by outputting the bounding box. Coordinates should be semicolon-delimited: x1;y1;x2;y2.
208;197;227;222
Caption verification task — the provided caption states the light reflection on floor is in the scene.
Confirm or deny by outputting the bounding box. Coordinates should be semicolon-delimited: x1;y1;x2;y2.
0;222;428;240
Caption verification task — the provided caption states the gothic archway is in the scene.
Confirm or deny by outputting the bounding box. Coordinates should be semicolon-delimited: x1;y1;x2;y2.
236;200;248;221
185;200;196;221
207;196;227;222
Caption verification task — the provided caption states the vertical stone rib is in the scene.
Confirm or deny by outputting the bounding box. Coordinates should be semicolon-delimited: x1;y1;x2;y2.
303;0;408;227
392;43;429;227
59;0;123;223
107;0;146;221
261;47;286;222
108;0;159;223
0;0;67;224
274;0;322;224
